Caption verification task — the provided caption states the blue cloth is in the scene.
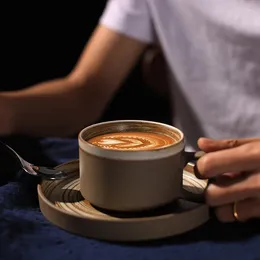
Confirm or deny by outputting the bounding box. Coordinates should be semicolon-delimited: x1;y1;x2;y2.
1;137;260;260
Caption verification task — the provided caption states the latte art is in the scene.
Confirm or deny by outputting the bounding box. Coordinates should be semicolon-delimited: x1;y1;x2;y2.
88;132;177;151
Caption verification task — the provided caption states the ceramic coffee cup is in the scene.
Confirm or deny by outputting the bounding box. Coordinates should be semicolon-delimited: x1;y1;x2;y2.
78;120;204;212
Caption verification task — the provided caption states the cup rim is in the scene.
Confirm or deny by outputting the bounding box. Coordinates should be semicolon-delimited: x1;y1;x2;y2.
78;120;185;161
79;120;184;149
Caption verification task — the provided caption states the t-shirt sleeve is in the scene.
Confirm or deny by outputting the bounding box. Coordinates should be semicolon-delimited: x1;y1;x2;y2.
99;0;155;43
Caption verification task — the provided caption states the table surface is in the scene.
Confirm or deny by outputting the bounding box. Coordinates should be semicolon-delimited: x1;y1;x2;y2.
1;137;260;260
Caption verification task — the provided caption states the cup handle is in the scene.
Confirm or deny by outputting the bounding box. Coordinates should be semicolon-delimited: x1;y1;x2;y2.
180;151;206;203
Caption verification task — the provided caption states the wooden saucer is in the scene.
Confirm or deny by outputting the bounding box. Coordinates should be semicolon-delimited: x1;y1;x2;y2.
37;160;209;242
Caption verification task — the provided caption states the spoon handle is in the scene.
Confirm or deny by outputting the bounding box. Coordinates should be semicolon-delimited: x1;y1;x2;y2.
32;166;68;180
0;140;71;180
0;140;25;167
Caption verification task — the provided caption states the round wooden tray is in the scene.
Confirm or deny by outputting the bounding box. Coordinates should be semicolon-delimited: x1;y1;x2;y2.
37;160;209;242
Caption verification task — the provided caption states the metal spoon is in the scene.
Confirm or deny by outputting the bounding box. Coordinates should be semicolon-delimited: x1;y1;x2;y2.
0;141;73;180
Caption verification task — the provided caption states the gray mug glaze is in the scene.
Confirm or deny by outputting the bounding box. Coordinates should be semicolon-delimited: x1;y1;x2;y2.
78;120;203;212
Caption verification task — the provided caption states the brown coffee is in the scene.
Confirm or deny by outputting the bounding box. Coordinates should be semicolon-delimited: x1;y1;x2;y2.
87;131;177;151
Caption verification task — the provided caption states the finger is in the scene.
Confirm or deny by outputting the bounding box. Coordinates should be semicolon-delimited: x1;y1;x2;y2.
198;137;260;153
215;198;260;223
212;172;243;183
222;172;243;178
214;203;234;223
206;172;259;206
196;142;260;178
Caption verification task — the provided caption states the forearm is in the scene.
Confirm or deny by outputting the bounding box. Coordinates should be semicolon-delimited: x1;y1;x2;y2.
1;25;146;137
2;77;108;137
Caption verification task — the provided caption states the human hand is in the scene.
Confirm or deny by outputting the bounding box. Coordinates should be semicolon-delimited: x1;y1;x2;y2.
196;137;260;223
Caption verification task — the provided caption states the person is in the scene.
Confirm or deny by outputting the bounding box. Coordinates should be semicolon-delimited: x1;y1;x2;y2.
1;0;260;222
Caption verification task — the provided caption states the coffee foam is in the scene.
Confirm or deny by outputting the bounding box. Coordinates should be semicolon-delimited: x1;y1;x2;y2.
87;132;177;151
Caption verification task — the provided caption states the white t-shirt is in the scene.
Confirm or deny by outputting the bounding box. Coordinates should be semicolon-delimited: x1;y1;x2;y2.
100;0;260;150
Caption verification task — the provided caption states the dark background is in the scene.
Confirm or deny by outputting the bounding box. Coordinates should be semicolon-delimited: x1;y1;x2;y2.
0;3;171;166
0;3;171;123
